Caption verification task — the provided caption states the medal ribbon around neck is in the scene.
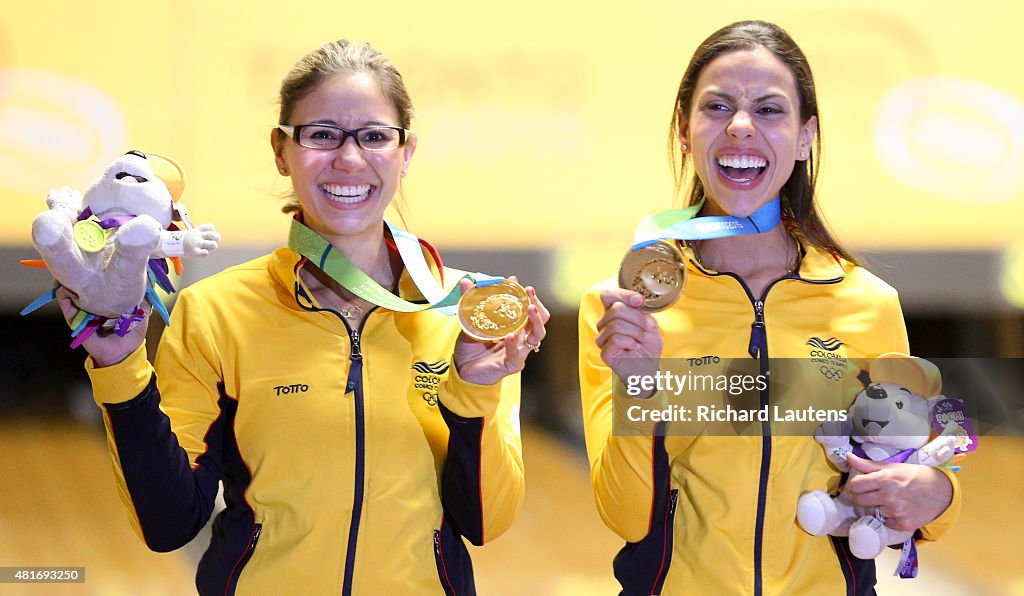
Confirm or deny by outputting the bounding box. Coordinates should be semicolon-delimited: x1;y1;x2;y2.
287;217;503;314
618;197;783;312
286;217;528;344
631;196;782;248
289;217;531;340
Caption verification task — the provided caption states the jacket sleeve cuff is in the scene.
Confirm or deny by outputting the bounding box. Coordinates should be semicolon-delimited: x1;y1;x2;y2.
438;364;503;419
86;344;154;405
919;466;962;541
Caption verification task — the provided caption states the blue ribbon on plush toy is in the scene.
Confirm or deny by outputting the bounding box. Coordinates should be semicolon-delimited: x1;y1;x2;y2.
21;255;176;348
20;210;178;347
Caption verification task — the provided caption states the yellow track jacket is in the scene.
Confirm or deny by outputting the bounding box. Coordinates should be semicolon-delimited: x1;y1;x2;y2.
87;245;524;595
579;241;960;595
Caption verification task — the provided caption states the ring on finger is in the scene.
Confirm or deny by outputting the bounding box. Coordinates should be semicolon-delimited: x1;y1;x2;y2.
523;336;541;353
872;506;887;523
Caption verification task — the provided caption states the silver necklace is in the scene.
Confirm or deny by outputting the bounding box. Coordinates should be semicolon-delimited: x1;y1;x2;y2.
337;301;362;321
334;255;394;322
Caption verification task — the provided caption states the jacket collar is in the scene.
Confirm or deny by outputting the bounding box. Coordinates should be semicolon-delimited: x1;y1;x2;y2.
681;235;847;282
793;241;848;282
269;237;447;311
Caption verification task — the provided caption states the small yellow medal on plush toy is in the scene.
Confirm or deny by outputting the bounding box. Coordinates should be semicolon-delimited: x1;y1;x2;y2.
72;217;109;253
23;149;220;348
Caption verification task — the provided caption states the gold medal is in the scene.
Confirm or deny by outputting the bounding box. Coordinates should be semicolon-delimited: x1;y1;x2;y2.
618;240;686;312
73;218;109;253
458;280;530;341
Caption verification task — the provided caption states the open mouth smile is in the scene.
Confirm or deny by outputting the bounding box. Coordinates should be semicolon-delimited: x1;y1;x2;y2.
717;155;767;183
321;183;373;204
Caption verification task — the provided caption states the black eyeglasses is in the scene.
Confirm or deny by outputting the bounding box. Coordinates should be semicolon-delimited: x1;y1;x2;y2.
278;124;408;151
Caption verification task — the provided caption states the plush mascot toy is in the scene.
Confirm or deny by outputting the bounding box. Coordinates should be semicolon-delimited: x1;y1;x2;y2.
22;150;219;346
796;353;975;577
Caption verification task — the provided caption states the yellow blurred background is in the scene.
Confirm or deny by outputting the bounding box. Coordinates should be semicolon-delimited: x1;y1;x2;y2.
4;1;1024;301
2;1;1023;594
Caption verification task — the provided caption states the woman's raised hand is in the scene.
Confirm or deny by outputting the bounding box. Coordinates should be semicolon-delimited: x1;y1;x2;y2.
453;277;550;386
56;286;148;367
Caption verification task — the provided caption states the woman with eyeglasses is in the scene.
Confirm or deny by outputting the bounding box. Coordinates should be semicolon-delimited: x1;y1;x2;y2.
578;21;960;594
66;39;548;594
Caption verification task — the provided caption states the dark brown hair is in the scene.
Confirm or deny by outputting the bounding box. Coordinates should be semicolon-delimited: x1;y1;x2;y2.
669;20;855;262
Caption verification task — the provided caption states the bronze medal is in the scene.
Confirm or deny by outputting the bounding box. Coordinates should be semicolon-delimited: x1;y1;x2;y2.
458;280;530;341
618;240;686;312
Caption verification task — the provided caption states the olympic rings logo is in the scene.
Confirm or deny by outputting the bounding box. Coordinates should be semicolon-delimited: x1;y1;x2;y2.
820;366;844;380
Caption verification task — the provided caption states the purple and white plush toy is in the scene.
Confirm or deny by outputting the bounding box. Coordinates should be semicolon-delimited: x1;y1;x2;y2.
25;150;219;345
796;354;968;575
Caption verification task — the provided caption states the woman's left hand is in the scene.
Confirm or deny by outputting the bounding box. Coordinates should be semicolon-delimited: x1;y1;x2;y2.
845;453;954;532
453;278;550;386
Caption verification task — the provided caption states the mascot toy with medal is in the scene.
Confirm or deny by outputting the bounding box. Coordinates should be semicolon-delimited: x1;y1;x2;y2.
22;150;220;346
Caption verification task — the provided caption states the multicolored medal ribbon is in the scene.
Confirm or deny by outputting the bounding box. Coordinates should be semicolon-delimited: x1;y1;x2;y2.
895;537;919;579
288;217;529;340
21;208;179;347
619;197;782;311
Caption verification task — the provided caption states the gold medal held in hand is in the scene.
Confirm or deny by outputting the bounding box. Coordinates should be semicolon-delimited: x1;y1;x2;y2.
618;240;686;312
458;280;530;341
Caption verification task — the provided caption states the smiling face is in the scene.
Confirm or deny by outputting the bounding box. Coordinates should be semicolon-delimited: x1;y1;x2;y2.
271;72;416;244
851;382;932;450
85;151;173;227
679;47;816;217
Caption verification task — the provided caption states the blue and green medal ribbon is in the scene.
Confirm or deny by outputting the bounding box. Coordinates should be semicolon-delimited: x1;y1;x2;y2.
619;197;784;315
631;197;782;248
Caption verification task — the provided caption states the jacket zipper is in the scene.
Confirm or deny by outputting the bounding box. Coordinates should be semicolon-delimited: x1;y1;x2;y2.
225;523;262;594
713;276;772;596
749;296;771;596
697;269;774;596
294;261;386;595
651;489;680;595
433;528;456;595
341;319;369;596
748;299;766;359
739;273;839;596
684;254;844;594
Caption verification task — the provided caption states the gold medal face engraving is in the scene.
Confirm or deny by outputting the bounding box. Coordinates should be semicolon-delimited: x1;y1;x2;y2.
458;280;530;341
618;240;686;312
73;218;109;253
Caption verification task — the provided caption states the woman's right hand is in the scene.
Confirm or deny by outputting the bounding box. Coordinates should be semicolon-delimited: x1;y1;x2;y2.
56;286;148;368
595;287;663;391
